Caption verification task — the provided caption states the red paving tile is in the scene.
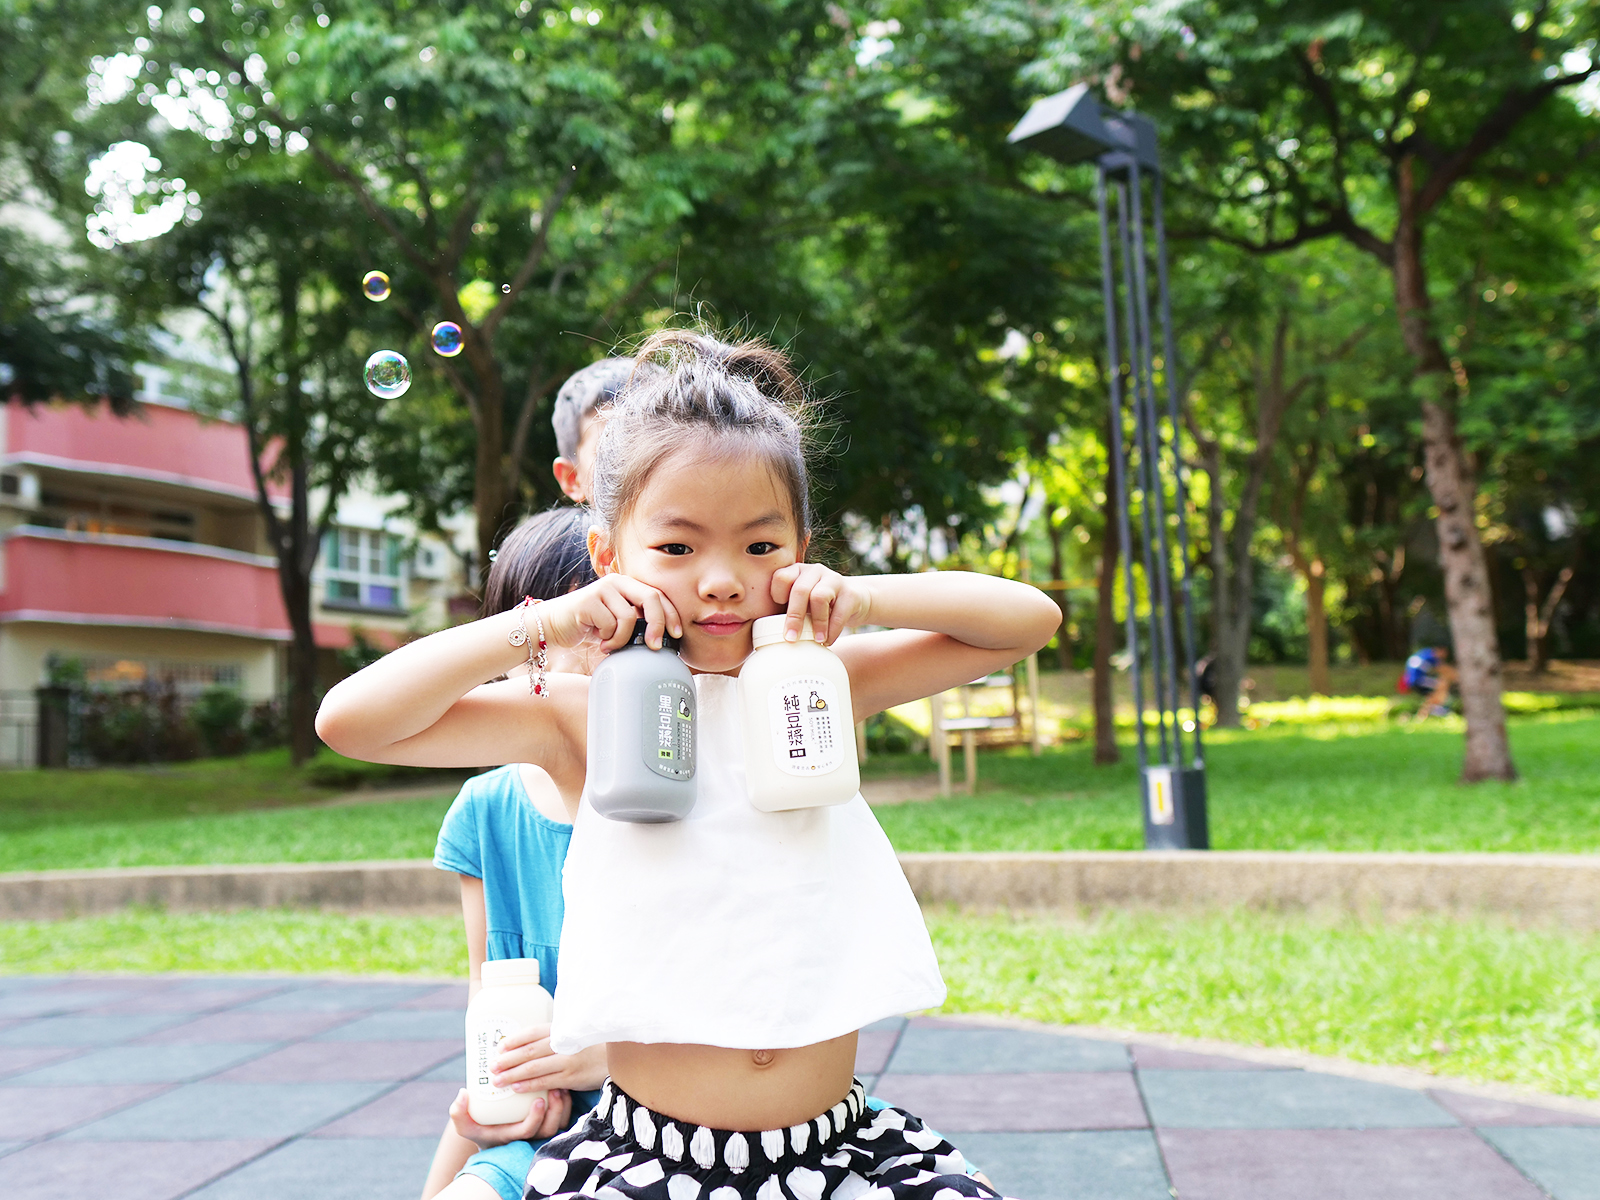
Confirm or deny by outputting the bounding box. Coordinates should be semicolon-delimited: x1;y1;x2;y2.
134;1010;355;1044
0;1084;168;1140
0;1137;278;1200
1158;1127;1548;1200
214;1040;460;1083
310;1080;463;1138
0;1045;83;1079
1427;1089;1600;1127
875;1071;1149;1133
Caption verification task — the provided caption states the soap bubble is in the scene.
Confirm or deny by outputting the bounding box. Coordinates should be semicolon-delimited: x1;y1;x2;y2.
363;349;411;399
362;270;390;301
500;283;511;294
430;321;464;357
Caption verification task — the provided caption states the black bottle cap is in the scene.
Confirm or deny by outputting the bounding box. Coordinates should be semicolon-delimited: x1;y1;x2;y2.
628;618;682;652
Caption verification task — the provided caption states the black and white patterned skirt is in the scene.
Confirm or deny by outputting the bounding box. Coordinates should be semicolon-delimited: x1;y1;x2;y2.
522;1078;1008;1199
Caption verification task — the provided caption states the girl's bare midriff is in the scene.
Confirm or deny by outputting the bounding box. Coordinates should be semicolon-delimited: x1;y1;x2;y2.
607;1034;859;1131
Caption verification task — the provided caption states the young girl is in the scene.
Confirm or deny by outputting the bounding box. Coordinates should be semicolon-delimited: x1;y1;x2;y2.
420;507;607;1200
318;329;1059;1199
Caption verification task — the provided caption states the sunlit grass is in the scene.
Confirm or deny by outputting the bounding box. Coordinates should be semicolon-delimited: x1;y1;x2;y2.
930;906;1600;1099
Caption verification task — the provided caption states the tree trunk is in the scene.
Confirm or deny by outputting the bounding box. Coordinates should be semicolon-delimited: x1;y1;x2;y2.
1285;542;1331;696
1092;478;1119;766
280;561;320;765
471;371;511;593
1392;169;1515;781
1046;515;1072;671
1523;564;1574;675
1305;557;1330;696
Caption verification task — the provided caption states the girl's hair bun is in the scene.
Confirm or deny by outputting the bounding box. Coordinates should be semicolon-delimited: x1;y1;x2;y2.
632;329;806;411
592;325;815;537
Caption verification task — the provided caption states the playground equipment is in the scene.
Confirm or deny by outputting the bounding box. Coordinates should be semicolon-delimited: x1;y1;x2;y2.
1007;85;1210;850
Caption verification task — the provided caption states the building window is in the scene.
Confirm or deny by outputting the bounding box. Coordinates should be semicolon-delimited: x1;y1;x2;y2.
322;527;406;612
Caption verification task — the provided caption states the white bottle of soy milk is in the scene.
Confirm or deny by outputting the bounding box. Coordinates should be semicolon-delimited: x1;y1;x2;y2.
739;614;860;811
465;958;554;1125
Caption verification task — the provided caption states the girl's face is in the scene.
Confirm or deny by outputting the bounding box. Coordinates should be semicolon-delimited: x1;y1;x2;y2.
594;445;803;674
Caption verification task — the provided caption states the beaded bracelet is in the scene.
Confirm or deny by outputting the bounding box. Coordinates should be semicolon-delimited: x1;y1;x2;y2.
509;596;549;697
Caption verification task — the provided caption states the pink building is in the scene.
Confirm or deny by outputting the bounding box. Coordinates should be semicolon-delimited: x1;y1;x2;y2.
0;392;462;764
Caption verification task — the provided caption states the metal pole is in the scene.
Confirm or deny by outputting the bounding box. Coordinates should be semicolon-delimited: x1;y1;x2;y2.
1152;172;1207;767
1096;165;1149;769
1115;170;1172;766
1127;161;1187;772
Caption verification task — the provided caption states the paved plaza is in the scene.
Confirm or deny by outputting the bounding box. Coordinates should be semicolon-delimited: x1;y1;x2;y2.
0;973;1595;1199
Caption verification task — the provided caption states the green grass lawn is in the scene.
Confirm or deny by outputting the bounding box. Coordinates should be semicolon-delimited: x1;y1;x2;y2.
2;906;1594;1098
2;711;1596;871
876;711;1600;854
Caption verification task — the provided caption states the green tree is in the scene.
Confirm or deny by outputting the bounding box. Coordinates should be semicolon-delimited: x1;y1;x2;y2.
1032;0;1600;780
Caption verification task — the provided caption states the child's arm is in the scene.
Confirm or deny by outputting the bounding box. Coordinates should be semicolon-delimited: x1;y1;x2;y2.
316;575;679;768
771;566;1060;720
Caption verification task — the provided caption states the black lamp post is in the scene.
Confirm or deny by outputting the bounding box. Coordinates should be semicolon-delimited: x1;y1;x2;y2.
1008;85;1209;851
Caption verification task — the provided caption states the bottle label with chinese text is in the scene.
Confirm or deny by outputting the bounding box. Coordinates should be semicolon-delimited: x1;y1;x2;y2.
643;678;695;780
768;676;845;775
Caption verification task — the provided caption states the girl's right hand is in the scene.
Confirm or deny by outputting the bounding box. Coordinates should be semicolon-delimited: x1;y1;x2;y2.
541;575;682;653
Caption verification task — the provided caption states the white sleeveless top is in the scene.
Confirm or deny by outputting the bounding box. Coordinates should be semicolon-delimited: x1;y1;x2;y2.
549;673;945;1053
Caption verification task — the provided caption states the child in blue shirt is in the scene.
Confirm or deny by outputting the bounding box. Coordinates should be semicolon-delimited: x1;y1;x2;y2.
420;506;605;1200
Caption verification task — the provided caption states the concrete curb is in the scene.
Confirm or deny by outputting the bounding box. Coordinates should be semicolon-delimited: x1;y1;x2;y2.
0;851;1596;925
899;850;1600;928
0;859;458;920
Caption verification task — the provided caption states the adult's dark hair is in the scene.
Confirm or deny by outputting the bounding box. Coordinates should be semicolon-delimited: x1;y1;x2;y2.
482;507;598;617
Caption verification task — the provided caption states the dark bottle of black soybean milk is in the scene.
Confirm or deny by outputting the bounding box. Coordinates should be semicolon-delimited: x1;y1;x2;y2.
587;619;697;821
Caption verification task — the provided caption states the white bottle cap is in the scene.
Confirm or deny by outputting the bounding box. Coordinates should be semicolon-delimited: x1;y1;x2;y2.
752;614;816;649
481;958;541;987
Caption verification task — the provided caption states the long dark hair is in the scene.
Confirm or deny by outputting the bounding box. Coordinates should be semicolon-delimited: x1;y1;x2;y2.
482;507;598;616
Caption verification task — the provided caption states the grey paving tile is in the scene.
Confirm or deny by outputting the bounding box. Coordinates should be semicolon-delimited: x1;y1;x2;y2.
0;1137;277;1200
1480;1126;1600;1200
394;983;467;1010
418;1053;465;1082
874;1071;1148;1132
215;1040;460;1083
232;982;440;1013
0;1014;187;1047
185;1135;438;1200
135;1010;354;1044
1429;1089;1600;1128
862;1016;908;1034
58;1081;391;1141
0;1084;166;1140
1159;1127;1547;1200
0;1042;275;1086
855;1028;899;1077
0;987;134;1019
888;1025;1130;1075
955;1130;1171;1200
311;1079;463;1138
1130;1044;1293;1070
1139;1069;1459;1129
0;1045;83;1080
0;1141;21;1156
311;1009;463;1042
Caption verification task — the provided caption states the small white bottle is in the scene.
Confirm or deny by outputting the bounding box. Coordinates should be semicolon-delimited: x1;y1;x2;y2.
739;614;860;811
465;958;554;1125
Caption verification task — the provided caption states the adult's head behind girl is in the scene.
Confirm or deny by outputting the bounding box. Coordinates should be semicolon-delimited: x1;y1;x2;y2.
585;329;821;675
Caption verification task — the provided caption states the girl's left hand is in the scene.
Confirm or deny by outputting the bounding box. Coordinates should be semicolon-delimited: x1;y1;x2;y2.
769;563;871;646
